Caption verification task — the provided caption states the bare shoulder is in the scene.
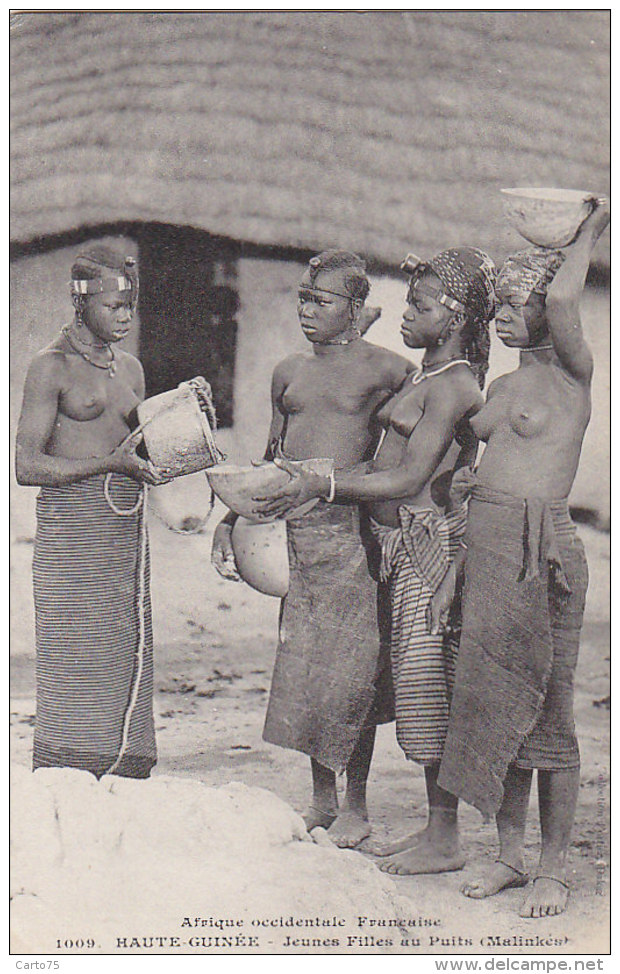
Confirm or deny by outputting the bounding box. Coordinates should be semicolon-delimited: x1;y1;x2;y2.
453;365;486;406
553;357;594;394
272;351;307;382
116;347;144;378
486;371;513;398
359;342;414;384
25;345;69;388
425;365;483;415
114;348;145;396
360;341;408;366
555;343;594;387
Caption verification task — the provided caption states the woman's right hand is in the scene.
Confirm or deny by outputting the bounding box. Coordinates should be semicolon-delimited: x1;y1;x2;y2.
211;522;241;581
108;433;170;485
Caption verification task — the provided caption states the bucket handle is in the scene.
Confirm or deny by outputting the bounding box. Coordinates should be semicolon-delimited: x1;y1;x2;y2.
116;382;221;532
147;472;216;535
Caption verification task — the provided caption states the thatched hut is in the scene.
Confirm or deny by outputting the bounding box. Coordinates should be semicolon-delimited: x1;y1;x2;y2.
10;10;609;511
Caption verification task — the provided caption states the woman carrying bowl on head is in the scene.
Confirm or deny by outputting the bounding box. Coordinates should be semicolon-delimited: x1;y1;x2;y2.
254;247;497;875
15;246;167;779
434;201;610;917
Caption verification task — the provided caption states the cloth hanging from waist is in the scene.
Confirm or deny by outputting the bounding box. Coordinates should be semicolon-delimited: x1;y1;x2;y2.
262;501;392;773
471;483;570;592
438;483;577;818
373;503;468;590
371;504;467;764
33;475;156;778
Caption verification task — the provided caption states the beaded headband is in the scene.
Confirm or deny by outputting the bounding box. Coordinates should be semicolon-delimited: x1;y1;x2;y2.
71;255;138;308
401;249;496;325
409;282;465;313
400;254;465;313
71;276;132;296
298;285;353;300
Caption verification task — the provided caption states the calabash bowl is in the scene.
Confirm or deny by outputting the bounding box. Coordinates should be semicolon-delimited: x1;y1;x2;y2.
500;187;603;248
206;458;334;523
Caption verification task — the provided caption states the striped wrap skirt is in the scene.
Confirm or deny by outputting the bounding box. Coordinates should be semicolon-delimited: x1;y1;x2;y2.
372;504;467;765
32;474;156;778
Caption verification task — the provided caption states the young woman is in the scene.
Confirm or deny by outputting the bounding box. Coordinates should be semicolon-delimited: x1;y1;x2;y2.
435;201;610;917
16;246;165;778
212;250;413;848
254;247;496;874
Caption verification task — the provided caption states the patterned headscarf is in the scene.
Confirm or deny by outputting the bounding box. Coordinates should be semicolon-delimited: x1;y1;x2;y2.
406;247;497;388
496;247;565;304
427;248;497;327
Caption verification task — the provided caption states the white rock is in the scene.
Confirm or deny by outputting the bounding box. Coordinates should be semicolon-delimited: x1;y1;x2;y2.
11;766;415;953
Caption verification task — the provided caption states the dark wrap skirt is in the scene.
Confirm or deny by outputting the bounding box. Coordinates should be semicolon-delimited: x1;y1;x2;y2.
438;484;588;818
32;474;156;778
262;502;393;773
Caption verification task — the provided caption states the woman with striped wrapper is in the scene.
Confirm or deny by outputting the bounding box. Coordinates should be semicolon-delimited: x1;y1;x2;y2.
16;246;167;779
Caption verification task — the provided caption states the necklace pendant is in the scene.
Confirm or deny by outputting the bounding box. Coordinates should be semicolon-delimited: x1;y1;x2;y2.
108;360;117;377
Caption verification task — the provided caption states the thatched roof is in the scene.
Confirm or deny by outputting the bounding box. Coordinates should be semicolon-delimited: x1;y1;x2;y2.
10;10;610;265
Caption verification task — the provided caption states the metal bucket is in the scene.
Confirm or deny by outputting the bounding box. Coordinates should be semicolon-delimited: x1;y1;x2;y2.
136;377;225;478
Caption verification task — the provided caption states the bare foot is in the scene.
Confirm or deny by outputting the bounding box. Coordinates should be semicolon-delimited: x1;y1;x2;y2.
303;804;337;832
379;838;465;876
519;876;569;918
365;827;427;857
327;811;371;849
461;859;529;899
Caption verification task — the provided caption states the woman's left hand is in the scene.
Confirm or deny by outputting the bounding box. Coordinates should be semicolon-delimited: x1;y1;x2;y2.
581;196;610;243
449;466;477;508
252;457;328;518
427;569;456;635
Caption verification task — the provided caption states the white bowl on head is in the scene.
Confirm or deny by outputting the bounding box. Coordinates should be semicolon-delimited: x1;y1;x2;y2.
205;458;334;523
500;187;603;248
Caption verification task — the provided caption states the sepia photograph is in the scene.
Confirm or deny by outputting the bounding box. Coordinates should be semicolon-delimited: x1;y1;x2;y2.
9;7;610;961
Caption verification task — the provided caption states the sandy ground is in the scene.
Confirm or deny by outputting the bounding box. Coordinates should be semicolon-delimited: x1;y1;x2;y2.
10;480;611;955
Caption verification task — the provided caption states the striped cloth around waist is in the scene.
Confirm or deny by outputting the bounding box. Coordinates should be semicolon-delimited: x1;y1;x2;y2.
372;504;468;591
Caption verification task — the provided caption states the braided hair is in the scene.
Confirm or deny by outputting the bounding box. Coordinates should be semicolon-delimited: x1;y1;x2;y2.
461;310;491;390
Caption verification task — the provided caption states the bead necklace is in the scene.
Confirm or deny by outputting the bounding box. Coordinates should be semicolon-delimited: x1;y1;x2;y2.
72;323;109;349
522;345;554;353
410;358;471;385
62;325;116;377
319;333;361;347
